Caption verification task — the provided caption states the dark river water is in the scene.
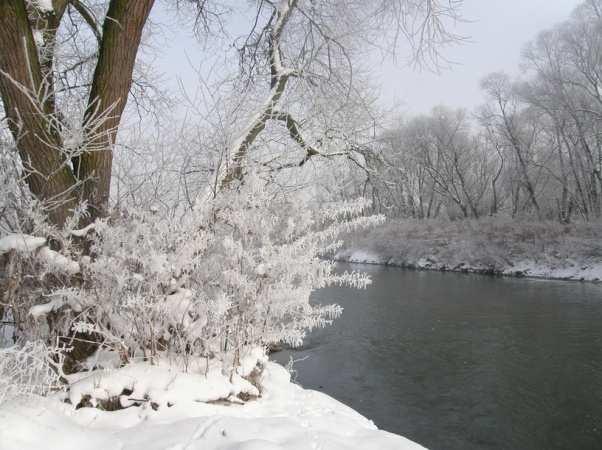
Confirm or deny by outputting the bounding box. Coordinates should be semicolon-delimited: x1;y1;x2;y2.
271;264;602;450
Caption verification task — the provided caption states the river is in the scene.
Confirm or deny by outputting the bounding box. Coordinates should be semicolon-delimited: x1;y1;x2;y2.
271;264;602;450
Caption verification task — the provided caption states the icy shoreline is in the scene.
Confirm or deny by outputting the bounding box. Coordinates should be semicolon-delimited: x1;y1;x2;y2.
335;248;602;281
0;360;425;450
336;219;602;282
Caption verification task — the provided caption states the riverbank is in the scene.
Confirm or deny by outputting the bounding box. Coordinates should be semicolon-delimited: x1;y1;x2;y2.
0;357;424;450
336;218;602;281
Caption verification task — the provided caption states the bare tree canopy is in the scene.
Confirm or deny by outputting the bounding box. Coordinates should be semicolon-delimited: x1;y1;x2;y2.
0;0;463;226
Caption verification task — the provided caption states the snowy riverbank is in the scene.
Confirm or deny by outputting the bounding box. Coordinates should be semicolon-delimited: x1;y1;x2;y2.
0;357;424;450
336;219;602;281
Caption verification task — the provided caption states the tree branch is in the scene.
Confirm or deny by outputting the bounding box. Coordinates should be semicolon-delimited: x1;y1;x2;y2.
68;0;102;46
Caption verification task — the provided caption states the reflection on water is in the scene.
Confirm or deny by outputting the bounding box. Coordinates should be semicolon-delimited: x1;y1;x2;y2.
272;264;602;450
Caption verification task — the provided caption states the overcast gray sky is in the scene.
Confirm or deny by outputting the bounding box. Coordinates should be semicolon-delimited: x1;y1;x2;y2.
377;0;583;114
154;0;584;117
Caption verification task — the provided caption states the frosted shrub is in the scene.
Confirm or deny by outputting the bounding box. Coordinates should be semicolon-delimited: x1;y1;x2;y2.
0;340;62;405
62;175;384;371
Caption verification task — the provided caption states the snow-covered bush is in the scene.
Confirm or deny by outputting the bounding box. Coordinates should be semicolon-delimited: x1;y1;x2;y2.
1;174;382;379
0;340;62;405
0;226;85;352
0;135;41;235
72;176;383;372
0;134;77;352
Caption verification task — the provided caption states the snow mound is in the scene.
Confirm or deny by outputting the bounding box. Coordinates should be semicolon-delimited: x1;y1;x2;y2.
66;358;260;409
0;361;425;450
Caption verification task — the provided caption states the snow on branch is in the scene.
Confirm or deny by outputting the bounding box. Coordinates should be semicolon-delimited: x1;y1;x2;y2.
0;233;80;274
0;234;46;254
69;221;97;237
218;0;300;190
28;0;54;13
29;288;83;319
37;246;80;275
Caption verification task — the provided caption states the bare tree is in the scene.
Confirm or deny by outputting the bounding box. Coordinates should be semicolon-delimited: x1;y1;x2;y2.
480;73;542;218
210;0;466;191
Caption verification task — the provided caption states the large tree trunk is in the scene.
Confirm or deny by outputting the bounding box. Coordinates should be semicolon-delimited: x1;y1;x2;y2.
0;0;155;227
0;0;76;227
0;0;156;372
76;0;155;222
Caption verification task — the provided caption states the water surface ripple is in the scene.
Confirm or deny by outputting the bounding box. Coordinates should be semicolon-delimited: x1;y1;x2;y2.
272;264;602;450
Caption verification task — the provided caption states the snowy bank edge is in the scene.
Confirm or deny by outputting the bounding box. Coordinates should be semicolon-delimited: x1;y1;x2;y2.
335;249;602;282
0;361;427;450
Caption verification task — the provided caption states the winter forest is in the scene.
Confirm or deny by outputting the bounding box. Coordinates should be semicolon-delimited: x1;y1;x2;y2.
1;1;602;450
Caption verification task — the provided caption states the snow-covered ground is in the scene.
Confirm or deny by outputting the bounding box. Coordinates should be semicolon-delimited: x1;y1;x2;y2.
336;219;602;281
0;358;424;450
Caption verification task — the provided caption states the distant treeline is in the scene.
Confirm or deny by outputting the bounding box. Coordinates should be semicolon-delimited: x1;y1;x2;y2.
362;0;602;223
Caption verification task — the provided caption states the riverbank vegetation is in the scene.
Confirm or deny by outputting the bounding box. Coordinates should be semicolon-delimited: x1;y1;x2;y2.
336;218;602;281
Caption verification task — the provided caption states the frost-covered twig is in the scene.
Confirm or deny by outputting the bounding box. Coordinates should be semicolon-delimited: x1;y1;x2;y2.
0;340;63;405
